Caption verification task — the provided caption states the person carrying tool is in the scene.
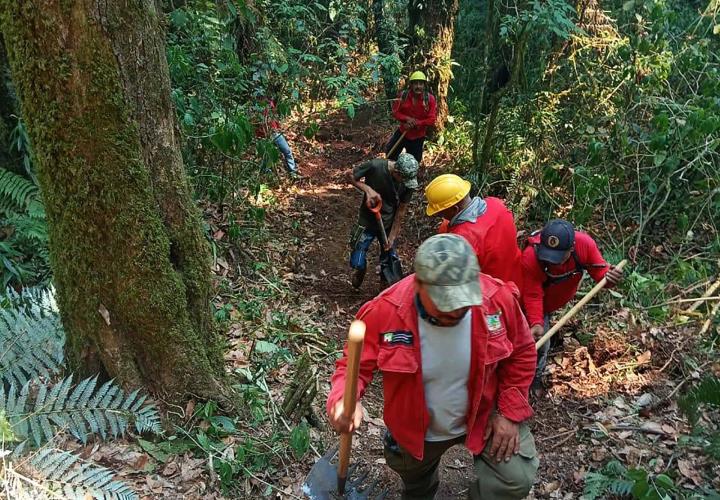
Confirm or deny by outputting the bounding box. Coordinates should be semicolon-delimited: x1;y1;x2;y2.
385;71;437;164
522;219;624;387
348;153;419;289
254;96;302;180
424;173;524;289
328;234;539;499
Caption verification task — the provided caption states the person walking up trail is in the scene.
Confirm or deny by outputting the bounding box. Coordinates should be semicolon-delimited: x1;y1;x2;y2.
328;234;539;499
385;71;437;164
425;173;524;289
255;97;302;180
522;219;624;388
348;153;419;289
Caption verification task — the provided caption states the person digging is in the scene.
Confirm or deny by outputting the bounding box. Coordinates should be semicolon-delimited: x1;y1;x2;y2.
348;152;419;289
425;173;524;290
521;219;624;390
328;234;539;499
386;71;437;164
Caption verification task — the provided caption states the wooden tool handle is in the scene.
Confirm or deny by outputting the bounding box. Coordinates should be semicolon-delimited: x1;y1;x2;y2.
535;259;628;349
337;320;366;494
386;130;407;158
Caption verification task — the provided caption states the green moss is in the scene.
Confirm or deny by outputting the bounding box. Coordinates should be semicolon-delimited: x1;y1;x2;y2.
0;0;227;401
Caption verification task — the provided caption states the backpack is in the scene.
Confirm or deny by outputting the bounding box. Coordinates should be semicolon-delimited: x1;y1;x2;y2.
400;89;431;113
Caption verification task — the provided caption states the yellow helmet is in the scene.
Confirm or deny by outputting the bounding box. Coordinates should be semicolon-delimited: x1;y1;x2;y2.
409;71;427;82
425;174;472;216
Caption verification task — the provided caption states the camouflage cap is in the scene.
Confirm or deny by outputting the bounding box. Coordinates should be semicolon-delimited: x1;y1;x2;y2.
394;153;419;189
414;234;482;312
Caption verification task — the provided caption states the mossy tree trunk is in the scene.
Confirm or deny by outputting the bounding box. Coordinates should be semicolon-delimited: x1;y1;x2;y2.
408;0;459;130
0;0;227;402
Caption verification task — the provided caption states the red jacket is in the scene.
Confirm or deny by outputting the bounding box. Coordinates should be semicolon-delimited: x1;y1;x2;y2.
439;197;523;290
327;274;535;460
254;99;281;138
392;90;437;140
521;231;610;327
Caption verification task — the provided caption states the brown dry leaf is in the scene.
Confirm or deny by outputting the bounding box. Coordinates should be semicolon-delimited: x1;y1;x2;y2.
541;480;561;494
180;457;206;482
641;421;665;434
591;447;607;462
636;350;652;364
213;230;225;241
162;461;179;477
678;459;703;486
98;304;111;326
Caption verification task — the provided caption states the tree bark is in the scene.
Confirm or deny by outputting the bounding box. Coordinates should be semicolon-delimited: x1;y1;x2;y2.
0;0;227;402
408;0;460;130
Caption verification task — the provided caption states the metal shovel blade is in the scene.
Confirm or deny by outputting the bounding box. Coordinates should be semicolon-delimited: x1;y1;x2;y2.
302;445;387;500
380;253;403;285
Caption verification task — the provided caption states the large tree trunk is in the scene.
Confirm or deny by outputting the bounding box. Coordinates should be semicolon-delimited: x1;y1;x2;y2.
408;0;459;130
0;0;227;402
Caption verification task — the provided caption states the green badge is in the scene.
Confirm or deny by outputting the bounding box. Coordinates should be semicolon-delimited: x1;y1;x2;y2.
383;332;394;343
485;313;502;332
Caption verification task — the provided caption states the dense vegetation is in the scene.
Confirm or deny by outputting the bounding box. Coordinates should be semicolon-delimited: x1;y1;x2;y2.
0;0;718;497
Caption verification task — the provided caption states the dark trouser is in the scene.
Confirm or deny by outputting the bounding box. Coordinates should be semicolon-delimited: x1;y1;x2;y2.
386;128;425;163
533;315;552;385
348;224;397;271
384;426;539;500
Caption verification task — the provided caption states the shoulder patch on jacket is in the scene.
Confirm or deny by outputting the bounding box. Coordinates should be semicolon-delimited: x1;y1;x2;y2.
484;312;504;334
380;330;413;346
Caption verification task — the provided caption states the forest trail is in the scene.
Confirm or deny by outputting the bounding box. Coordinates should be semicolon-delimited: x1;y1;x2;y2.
256;108;694;499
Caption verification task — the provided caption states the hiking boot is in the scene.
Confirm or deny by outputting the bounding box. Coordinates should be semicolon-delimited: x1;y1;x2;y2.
289;171;305;181
351;268;366;289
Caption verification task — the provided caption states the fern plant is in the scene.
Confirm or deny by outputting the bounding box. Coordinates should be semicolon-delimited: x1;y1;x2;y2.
0;286;161;499
0;287;64;387
680;376;720;460
583;459;680;499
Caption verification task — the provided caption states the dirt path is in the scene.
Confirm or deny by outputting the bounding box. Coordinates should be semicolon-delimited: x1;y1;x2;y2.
276;111;679;499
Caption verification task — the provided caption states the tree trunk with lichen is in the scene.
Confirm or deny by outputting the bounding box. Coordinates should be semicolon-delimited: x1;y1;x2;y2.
408;0;459;130
0;0;227;402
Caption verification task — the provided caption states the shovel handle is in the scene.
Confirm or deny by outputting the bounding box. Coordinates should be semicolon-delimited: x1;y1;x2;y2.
337;320;366;494
386;130;407;158
370;201;391;250
535;259;627;349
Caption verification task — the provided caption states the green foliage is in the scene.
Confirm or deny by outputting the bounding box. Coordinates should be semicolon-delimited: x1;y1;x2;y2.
583;460;679;500
0;287;160;499
679;376;720;460
28;448;138;500
0;286;64;386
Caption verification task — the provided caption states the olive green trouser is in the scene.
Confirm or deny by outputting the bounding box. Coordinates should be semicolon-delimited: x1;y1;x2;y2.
383;424;539;500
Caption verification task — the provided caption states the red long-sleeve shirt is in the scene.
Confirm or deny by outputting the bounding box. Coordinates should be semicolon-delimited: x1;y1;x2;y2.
327;273;535;460
392;90;437;140
439;197;523;290
254;99;281;138
521;231;610;327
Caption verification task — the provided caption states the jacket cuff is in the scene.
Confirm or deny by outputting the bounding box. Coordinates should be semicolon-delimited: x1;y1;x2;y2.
497;387;534;422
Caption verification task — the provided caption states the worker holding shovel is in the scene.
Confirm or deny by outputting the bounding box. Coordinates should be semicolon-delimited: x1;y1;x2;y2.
522;219;624;389
328;234;539;499
348;152;418;289
385;71;437;164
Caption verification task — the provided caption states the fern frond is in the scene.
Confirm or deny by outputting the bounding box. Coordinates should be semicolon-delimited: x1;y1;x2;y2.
0;168;38;213
2;376;161;447
28;448;138;500
680;376;720;425
0;287;64;387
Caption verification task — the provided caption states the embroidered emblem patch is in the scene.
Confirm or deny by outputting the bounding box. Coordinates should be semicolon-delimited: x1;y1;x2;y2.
485;313;503;333
380;330;413;346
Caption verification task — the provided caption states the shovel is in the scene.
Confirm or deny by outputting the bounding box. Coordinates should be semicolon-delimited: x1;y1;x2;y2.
386;130;407;159
369;201;403;285
536;259;628;349
303;321;386;499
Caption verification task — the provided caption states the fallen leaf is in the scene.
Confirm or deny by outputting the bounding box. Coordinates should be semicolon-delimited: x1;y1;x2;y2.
98;304;111;326
162;461;180;477
678;459;703;486
636;351;652;364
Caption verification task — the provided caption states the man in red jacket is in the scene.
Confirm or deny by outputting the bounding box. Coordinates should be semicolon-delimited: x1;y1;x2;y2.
424;174;524;290
327;234;538;499
522;219;623;386
385;71;437;164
